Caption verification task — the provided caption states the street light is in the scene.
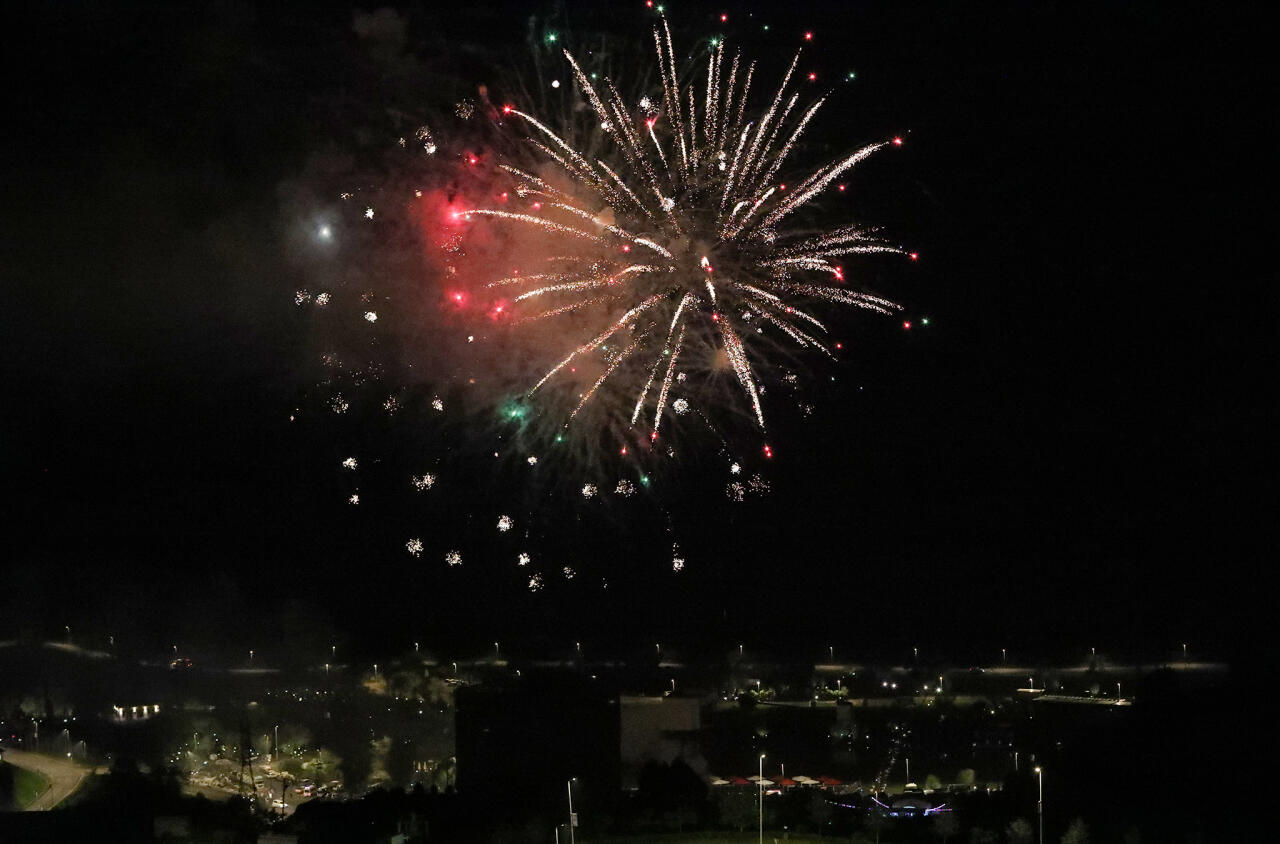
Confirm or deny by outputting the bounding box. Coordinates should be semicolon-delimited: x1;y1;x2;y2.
758;753;766;844
274;725;279;761
1034;766;1044;844
567;778;577;844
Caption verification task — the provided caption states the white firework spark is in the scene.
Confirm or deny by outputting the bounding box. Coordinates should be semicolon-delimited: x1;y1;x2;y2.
517;552;531;566
341;457;358;470
445;550;462;566
471;26;907;437
406;538;423;557
497;514;514;532
411;473;436;491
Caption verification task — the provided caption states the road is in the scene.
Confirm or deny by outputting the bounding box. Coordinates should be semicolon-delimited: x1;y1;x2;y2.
2;749;92;810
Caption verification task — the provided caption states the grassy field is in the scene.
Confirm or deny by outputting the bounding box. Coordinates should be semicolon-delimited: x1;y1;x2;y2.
0;760;51;808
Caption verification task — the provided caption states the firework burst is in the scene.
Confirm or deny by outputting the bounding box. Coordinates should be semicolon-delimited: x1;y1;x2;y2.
466;21;907;440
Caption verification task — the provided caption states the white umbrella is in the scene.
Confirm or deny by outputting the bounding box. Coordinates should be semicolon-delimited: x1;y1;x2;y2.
793;775;819;784
709;777;730;786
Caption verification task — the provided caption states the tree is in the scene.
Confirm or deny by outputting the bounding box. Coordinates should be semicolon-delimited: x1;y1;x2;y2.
933;811;959;843
924;773;943;791
969;827;997;844
865;810;890;844
304;747;340;782
1060;817;1089;844
1006;818;1034;844
807;790;834;832
715;787;755;832
956;768;976;787
385;736;417;787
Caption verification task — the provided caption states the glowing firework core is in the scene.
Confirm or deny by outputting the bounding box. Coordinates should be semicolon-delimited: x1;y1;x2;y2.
467;20;909;438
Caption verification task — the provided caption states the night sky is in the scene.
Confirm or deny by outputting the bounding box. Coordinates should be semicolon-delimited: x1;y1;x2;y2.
3;1;1267;662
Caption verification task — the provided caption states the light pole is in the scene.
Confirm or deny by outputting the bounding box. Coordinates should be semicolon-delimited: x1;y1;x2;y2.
905;757;910;783
758;753;766;844
494;642;500;659
566;778;577;844
1034;766;1044;844
1002;647;1006;663
1116;681;1122;698
274;724;279;762
828;645;834;661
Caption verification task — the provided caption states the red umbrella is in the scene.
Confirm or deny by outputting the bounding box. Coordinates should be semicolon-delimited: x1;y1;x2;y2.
778;777;797;787
818;775;843;786
731;776;751;785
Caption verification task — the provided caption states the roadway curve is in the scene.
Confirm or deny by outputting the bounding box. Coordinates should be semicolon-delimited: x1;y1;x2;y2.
3;749;91;810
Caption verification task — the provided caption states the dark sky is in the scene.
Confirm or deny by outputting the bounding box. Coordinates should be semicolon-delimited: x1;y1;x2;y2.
2;1;1268;661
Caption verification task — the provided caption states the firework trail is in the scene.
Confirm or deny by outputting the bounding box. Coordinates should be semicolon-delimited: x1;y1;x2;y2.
463;20;909;440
